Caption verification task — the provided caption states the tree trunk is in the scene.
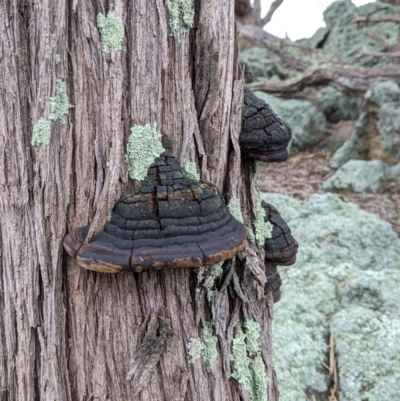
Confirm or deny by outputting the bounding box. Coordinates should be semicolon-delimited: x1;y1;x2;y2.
0;1;277;400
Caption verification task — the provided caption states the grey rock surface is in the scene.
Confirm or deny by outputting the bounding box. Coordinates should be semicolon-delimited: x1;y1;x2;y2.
260;192;400;401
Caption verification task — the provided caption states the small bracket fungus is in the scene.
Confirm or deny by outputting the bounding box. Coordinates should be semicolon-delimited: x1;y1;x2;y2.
49;80;72;124
262;201;298;303
124;124;165;181
241;88;292;162
97;12;125;52
64;147;247;273
166;0;194;38
31;118;50;146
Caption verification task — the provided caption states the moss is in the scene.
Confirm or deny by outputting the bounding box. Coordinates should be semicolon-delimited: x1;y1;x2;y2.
201;322;218;373
187;338;203;363
49;80;72;124
231;320;269;401
253;190;272;246
166;0;194;38
97;12;125;52
228;196;244;224
31;118;50;146
183;161;200;181
124;124;165;181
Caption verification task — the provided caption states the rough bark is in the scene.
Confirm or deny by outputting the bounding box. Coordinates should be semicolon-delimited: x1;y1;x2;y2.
0;1;277;401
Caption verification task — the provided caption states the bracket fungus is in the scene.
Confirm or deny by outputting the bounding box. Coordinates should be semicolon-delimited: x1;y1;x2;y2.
241;88;292;162
64;147;247;273
262;201;298;303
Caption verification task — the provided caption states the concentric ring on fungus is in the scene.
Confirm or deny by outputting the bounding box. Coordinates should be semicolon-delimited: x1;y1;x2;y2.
63;149;247;273
241;88;292;162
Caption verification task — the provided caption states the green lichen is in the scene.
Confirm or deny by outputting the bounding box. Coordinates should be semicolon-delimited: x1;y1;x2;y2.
31;118;50;146
253;190;272;246
201;322;218;373
97;12;125;52
187;338;203;363
166;0;194;38
231;320;269;401
228;196;244;224
55;54;61;64
49;80;72;124
247;228;256;243
124;124;165;181
183;161;200;181
204;262;224;302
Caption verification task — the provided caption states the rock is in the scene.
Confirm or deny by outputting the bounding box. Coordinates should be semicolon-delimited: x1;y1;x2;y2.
323;159;390;193
331;81;400;168
254;91;327;153
304;0;400;67
319;86;360;122
260;192;400;401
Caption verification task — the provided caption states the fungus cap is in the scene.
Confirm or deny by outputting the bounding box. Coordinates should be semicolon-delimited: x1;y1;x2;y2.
262;201;298;266
64;150;247;273
241;88;292;162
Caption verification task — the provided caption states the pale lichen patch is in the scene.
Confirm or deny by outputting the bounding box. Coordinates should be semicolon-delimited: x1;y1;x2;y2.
49;80;72;124
231;320;269;401
187;338;203;363
97;11;125;52
201;322;218;373
253;190;273;245
166;0;194;38
31;118;50;146
125;124;165;181
183;161;200;181
228;196;244;224
204;262;224;301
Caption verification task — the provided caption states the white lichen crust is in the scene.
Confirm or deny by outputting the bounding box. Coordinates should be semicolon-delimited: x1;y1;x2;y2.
201;322;218;373
166;0;194;38
253;190;273;245
183;161;200;181
187;338;203;363
228;196;244;224
31;118;50;146
124;124;165;181
97;11;125;52
49;80;72;124
231;320;269;401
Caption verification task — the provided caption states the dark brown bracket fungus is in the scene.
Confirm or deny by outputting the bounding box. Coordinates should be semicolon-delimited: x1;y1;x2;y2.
262;200;298;303
63;149;247;273
241;88;292;162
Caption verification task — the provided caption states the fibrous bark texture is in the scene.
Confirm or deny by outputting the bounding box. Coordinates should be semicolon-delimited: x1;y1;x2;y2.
0;1;277;401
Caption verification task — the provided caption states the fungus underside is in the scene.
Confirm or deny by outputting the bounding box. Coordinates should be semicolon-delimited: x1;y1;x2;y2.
231;320;269;401
124;124;165;181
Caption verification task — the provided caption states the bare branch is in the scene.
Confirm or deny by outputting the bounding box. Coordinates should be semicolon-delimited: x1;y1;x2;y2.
260;0;284;27
248;65;400;96
352;15;400;23
362;28;392;48
356;47;400;59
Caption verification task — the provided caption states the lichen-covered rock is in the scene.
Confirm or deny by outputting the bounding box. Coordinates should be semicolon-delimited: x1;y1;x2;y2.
304;0;400;67
260;192;400;401
331;81;400;168
319;86;360;123
323;159;390;193
254;91;327;153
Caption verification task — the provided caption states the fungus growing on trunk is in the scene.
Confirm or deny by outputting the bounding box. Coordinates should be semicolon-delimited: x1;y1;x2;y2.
63;148;247;273
241;88;292;162
262;201;298;303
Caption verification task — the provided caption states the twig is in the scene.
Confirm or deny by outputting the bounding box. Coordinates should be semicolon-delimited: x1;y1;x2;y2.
362;28;391;48
260;0;284;26
357;47;400;59
328;332;339;401
352;15;400;23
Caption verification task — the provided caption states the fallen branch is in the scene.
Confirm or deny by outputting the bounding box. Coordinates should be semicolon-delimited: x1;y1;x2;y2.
260;0;284;26
352;15;400;23
248;64;400;96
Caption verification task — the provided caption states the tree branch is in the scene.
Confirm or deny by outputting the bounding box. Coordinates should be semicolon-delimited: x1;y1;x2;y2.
352;15;400;23
248;64;400;96
260;0;284;26
356;47;400;59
